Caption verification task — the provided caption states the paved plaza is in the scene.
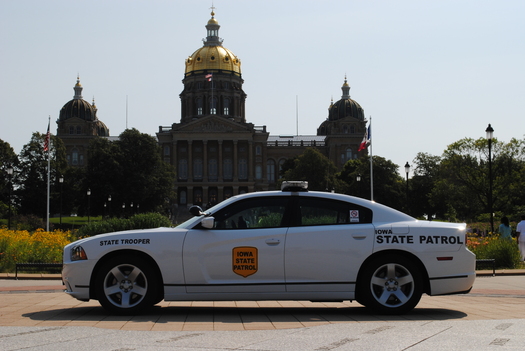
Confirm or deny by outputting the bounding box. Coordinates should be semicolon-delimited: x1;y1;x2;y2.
0;273;524;350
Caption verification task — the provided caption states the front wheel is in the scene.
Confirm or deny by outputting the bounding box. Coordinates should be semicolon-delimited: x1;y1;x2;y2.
357;255;423;314
95;256;158;314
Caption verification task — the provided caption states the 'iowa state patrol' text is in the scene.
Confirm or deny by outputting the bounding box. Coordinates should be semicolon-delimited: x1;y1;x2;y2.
375;229;464;245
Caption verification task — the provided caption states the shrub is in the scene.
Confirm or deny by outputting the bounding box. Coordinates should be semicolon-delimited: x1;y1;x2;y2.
13;214;52;232
468;234;521;269
76;212;172;237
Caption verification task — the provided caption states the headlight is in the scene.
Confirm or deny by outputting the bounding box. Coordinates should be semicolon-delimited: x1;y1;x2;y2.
71;245;88;261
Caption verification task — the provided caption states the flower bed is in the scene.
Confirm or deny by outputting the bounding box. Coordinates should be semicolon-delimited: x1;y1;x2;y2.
0;228;74;273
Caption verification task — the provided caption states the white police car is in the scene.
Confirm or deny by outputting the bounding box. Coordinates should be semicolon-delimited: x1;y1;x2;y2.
62;181;475;315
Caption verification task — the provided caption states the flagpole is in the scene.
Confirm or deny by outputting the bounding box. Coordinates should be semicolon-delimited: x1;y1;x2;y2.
369;116;374;201
46;116;51;231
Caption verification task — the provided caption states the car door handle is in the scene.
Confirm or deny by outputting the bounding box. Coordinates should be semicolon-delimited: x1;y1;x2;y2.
265;239;281;245
352;234;367;240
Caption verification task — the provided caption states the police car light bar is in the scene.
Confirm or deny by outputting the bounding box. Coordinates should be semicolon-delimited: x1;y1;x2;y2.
281;181;308;192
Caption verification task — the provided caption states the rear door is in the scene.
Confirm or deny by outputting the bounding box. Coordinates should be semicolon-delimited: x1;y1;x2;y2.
285;196;375;292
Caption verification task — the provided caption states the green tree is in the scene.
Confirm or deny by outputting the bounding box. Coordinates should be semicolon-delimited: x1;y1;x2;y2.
338;156;405;211
492;138;525;218
431;137;525;223
410;152;442;219
85;129;176;217
0;139;18;220
16;133;67;218
282;148;343;191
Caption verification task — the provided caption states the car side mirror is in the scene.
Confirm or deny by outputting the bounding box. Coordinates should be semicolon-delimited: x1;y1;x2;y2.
189;205;204;216
201;217;215;229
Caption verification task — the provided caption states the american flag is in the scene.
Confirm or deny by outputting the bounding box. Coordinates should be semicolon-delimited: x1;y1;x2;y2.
358;125;371;152
43;120;50;152
205;73;213;81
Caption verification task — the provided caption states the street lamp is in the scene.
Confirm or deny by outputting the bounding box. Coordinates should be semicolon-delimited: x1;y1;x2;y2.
486;123;494;234
87;188;91;223
404;162;411;214
6;166;13;229
59;176;64;225
356;174;361;197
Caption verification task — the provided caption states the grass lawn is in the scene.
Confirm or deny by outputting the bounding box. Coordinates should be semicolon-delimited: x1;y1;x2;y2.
49;216;103;228
0;216;103;230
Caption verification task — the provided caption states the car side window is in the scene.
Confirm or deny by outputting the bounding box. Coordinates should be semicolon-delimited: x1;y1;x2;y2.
212;197;291;229
297;197;373;226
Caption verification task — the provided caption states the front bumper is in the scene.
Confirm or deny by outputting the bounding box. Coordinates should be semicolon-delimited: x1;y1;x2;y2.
62;260;95;302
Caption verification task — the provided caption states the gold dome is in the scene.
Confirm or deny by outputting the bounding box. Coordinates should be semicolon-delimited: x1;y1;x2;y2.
185;46;241;74
184;10;241;76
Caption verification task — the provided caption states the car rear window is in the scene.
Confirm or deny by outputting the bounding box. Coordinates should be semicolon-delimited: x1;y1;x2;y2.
295;197;373;226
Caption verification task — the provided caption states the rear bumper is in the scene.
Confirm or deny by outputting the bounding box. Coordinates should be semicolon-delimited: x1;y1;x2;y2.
428;271;476;296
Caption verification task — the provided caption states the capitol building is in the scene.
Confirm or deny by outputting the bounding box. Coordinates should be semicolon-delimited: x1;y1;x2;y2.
56;10;368;209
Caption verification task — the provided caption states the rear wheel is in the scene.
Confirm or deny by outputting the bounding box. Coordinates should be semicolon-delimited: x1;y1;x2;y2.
357;255;422;314
95;256;158;314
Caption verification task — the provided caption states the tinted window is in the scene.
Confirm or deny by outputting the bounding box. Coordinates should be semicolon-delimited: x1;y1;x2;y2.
211;197;291;229
296;197;372;226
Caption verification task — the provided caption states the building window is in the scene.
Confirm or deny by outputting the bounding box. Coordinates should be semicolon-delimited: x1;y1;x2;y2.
178;159;188;180
224;187;233;200
208;188;218;207
71;149;79;165
208;159;218;181
346;148;352;162
255;165;262;180
179;189;187;205
193;158;203;180
223;159;233;180
193;188;203;206
223;98;230;115
197;97;203;115
69;126;74;134
210;97;217;114
267;159;276;183
255;145;262;155
163;145;170;156
238;158;247;180
76;126;82;134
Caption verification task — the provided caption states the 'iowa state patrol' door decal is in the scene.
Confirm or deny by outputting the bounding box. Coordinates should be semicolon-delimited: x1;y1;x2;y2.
232;246;258;277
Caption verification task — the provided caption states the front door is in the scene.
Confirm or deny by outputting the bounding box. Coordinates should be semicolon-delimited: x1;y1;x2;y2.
183;196;291;293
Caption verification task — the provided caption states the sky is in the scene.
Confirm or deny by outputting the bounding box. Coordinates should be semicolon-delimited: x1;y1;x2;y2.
1;0;524;176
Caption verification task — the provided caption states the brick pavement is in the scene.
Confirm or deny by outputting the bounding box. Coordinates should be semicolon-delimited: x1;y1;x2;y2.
1;273;524;331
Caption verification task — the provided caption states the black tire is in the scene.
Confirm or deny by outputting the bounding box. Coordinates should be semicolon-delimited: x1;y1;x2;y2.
357;255;423;314
95;255;158;314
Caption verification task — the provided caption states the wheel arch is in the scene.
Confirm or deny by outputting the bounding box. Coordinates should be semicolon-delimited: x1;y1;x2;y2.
89;249;164;301
356;249;430;296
